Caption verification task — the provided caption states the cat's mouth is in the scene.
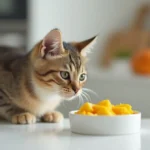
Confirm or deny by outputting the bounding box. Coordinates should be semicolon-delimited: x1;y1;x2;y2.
62;89;82;100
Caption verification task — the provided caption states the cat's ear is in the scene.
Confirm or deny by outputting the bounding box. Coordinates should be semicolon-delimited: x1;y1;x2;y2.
40;29;64;58
71;36;98;57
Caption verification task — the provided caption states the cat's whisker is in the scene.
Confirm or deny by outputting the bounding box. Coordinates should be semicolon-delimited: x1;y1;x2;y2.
81;92;89;102
82;91;92;102
83;92;92;102
82;88;97;95
80;93;88;103
76;95;81;109
81;93;88;102
82;88;99;99
79;94;84;106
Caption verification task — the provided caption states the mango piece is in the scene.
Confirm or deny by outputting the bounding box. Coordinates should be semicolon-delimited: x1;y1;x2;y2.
76;110;86;115
79;102;93;112
94;105;115;116
115;104;132;109
75;110;81;114
93;105;102;113
115;104;133;114
76;111;96;116
112;107;131;115
80;111;86;115
97;99;112;108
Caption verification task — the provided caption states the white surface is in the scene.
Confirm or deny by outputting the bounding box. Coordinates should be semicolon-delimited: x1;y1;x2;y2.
69;111;141;135
0;119;150;150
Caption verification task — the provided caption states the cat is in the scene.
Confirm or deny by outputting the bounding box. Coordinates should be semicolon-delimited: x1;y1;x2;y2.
0;29;97;124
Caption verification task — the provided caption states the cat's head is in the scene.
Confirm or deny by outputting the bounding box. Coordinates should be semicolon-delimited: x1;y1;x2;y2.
31;29;97;100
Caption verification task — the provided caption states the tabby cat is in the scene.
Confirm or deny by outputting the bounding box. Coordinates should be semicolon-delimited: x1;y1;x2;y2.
0;29;97;124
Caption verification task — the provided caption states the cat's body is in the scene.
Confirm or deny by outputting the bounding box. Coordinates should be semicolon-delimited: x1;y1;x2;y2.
0;29;97;124
0;46;62;122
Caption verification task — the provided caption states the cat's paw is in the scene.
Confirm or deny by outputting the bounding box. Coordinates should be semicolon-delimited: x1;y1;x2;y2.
42;112;63;123
11;112;36;124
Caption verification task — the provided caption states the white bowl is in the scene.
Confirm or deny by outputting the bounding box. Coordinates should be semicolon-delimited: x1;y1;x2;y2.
69;111;141;135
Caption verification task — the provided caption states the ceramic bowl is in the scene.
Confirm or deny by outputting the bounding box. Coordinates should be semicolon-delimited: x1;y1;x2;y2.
69;111;141;135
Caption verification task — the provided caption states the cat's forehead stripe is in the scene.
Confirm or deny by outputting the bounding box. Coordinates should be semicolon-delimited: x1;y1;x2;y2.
65;64;71;71
62;42;82;70
69;53;81;72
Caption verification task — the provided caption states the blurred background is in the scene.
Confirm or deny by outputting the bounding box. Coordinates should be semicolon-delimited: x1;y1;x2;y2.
1;0;150;117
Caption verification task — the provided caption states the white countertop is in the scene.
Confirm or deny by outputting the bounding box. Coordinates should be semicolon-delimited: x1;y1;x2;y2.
0;119;150;150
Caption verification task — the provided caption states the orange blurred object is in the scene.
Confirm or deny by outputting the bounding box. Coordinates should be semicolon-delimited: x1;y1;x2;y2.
131;49;150;75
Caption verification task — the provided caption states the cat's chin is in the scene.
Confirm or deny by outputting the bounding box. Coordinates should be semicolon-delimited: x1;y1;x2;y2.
63;93;80;101
66;95;77;101
62;89;82;101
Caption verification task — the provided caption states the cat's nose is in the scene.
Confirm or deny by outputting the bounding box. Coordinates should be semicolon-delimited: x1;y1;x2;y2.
72;86;80;94
74;88;80;94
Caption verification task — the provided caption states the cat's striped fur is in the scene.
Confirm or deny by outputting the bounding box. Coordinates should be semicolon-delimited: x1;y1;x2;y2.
0;29;97;124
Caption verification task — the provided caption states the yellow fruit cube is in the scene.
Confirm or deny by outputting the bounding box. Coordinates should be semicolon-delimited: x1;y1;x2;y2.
93;105;102;112
112;107;131;115
93;105;115;116
98;99;111;105
80;111;86;115
76;110;86;115
79;102;93;112
97;99;112;109
86;112;95;116
115;104;132;109
75;110;81;114
115;104;133;114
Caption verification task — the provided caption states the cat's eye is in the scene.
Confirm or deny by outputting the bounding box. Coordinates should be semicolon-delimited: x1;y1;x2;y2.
79;73;87;81
60;71;70;80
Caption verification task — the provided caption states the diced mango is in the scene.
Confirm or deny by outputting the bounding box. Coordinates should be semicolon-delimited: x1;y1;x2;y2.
115;104;132;110
75;110;81;114
80;111;86;115
96;106;115;116
93;105;106;113
112;107;131;115
75;99;135;116
79;102;93;112
114;104;133;114
86;112;95;116
97;99;112;108
76;110;86;115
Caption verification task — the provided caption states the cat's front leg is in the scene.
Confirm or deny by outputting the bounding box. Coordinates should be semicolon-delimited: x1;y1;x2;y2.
11;112;36;124
0;103;36;124
42;111;63;123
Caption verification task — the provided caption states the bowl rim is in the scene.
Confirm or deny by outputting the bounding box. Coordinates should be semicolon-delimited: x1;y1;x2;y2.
69;110;141;117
